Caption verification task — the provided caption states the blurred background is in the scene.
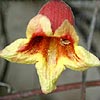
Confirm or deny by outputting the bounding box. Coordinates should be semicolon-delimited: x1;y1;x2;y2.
0;0;100;100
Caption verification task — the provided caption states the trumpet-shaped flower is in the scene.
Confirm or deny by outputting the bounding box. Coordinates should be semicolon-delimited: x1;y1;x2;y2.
0;0;100;94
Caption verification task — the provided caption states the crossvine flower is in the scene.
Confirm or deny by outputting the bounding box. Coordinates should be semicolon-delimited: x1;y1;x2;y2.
0;0;100;94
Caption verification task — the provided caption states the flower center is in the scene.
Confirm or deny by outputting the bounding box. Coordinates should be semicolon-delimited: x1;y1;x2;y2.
18;35;77;62
60;38;71;46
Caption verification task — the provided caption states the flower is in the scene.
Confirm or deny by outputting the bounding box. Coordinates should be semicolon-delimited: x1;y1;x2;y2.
0;0;100;94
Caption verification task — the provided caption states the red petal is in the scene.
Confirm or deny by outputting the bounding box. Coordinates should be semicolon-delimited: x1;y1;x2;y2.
39;0;74;32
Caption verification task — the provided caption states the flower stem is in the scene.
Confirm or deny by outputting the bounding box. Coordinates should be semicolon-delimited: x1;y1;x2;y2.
81;1;98;100
0;80;100;100
0;1;9;82
81;71;87;100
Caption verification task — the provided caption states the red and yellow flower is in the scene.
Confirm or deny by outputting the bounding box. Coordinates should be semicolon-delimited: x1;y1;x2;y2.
0;0;100;94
